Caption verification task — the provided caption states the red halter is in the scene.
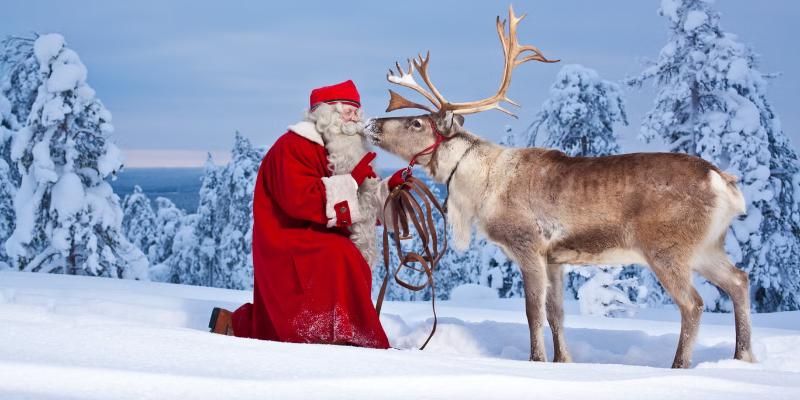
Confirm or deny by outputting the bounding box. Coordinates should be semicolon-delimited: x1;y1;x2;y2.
404;117;452;178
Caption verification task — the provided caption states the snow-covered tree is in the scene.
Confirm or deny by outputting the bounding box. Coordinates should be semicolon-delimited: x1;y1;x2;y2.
0;98;13;269
1;36;41;261
152;135;263;289
479;240;523;298
121;185;158;263
499;125;516;147
169;154;220;287
214;132;262;289
2;36;49;189
152;196;184;271
0;163;11;270
525;64;627;155
195;154;221;286
578;265;640;317
627;0;800;311
2;34;147;279
1;37;40;135
159;213;200;284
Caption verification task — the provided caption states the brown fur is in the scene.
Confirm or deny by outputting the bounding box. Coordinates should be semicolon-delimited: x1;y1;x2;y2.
364;114;754;368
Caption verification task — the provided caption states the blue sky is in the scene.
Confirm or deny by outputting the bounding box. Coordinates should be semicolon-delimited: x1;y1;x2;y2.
4;0;798;168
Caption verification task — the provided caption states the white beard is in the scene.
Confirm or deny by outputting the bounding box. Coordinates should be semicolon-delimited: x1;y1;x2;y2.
305;103;381;269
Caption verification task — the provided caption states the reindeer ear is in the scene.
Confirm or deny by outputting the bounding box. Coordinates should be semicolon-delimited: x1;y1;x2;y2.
437;111;465;136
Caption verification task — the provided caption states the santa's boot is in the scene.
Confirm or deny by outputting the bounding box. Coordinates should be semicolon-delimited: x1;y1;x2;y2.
208;307;234;336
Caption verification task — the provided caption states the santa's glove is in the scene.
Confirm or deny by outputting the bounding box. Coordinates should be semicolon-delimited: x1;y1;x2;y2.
388;167;412;191
351;152;377;186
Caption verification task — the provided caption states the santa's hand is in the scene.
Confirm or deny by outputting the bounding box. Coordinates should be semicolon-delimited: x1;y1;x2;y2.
388;167;412;191
351;152;377;186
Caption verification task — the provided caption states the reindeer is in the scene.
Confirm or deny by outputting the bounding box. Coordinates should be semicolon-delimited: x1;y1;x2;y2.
364;6;754;368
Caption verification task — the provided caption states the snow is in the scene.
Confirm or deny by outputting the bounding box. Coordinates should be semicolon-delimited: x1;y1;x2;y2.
46;60;87;93
578;268;637;317
85;182;124;229
97;142;122;176
450;283;498;301
659;0;681;23
387;71;419;88
4;175;38;258
31;130;58;183
683;10;708;31
729;95;761;135
32;34;64;67
50;172;85;219
727;58;749;84
1;271;799;399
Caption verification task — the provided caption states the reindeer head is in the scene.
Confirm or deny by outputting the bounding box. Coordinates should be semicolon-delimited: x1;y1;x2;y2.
363;5;558;166
364;112;464;164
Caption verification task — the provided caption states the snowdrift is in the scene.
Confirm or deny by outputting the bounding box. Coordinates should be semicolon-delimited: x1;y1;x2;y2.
1;271;799;399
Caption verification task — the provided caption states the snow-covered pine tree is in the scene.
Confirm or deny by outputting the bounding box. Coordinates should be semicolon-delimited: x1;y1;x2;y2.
161;213;200;284
525;64;626;154
214;132;263;289
524;64;644;315
152;196;184;278
478;241;524;298
627;0;800;311
2;36;51;189
121;185;158;263
578;265;639;317
500;124;516;148
1;36;43;259
168;153;224;287
0;95;14;269
157;153;221;286
3;34;147;279
433;220;482;300
1;37;40;139
179;153;221;287
0;159;12;270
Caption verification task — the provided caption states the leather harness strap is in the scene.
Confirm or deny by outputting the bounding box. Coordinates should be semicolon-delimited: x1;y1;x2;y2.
443;137;480;213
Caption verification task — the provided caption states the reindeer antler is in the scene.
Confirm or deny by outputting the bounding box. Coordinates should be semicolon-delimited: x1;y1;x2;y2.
385;5;559;118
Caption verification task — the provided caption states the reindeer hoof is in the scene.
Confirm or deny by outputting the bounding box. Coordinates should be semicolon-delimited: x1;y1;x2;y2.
529;352;548;362
735;350;756;363
671;359;691;369
553;353;572;363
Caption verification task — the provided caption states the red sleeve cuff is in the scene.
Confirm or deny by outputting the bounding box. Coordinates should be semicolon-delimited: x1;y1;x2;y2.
334;200;352;228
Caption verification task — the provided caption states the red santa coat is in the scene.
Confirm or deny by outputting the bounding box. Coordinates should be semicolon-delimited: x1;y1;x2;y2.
231;121;390;349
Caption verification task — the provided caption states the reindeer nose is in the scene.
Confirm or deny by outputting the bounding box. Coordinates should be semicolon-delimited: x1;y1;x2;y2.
364;118;376;131
363;118;382;143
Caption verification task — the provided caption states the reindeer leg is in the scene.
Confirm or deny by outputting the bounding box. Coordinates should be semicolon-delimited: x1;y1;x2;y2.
647;252;703;369
518;250;549;362
546;262;571;362
695;250;755;363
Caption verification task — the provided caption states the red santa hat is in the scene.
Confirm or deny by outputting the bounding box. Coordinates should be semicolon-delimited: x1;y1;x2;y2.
310;80;361;110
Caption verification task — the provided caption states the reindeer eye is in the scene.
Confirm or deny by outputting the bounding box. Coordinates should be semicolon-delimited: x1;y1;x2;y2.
411;119;423;129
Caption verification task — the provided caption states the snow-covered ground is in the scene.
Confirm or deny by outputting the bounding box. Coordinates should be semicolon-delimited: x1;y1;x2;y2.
1;271;799;399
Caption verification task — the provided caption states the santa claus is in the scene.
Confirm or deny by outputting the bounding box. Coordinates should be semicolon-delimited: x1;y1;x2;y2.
208;80;408;348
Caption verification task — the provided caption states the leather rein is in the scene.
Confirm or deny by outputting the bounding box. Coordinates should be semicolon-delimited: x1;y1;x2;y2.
374;117;451;350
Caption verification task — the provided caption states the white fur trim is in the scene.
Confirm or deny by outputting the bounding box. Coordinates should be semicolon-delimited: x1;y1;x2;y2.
288;121;324;146
321;174;361;228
